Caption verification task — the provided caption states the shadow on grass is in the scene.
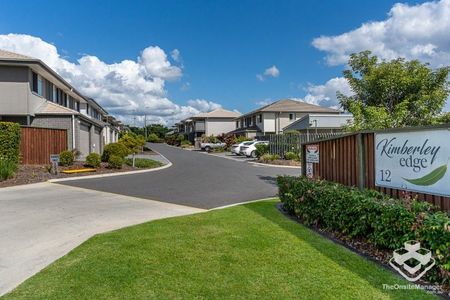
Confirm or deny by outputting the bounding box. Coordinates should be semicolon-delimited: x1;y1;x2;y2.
242;200;433;300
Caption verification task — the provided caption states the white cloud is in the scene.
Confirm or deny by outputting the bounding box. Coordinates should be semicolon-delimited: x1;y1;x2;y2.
171;49;180;62
186;99;222;112
296;77;353;109
312;0;450;67
0;33;212;125
257;65;280;81
255;99;272;106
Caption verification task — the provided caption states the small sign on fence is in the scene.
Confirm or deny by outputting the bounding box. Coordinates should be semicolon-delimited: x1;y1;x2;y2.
306;144;319;163
306;162;314;178
375;128;450;196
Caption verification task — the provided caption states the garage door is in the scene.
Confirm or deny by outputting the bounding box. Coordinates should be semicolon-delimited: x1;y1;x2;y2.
79;124;90;158
93;127;101;154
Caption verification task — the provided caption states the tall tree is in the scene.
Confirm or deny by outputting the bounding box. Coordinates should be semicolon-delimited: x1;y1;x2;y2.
338;51;450;131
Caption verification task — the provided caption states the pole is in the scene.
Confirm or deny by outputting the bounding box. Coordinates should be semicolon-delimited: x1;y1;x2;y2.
144;114;147;140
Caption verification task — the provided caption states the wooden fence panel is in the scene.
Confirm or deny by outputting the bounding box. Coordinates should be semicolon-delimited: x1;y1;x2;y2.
20;127;68;164
303;132;450;211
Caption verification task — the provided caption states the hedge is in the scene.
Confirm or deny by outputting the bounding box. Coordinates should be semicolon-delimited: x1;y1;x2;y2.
0;122;21;164
277;176;450;284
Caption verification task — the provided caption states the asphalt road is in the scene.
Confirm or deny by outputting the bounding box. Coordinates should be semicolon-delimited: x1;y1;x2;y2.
60;143;300;209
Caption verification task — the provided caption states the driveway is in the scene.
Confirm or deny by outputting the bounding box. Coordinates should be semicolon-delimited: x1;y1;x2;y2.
60;143;300;209
0;182;203;296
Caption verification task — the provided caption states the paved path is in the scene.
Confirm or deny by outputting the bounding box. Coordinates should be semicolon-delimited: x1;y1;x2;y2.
0;182;203;296
61;143;300;209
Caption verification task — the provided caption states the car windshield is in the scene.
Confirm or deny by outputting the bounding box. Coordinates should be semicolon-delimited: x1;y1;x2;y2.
243;141;254;145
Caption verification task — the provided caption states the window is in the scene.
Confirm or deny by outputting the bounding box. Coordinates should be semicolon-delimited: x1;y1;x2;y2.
52;86;57;102
46;81;53;101
236;121;239;128
32;72;43;96
289;113;294;120
258;114;262;123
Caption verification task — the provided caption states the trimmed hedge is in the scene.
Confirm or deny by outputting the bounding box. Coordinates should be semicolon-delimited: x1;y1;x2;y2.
85;153;101;168
108;155;123;169
277;176;450;284
59;150;74;166
0;122;21;163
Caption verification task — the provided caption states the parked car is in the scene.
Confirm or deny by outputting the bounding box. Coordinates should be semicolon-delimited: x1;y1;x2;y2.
231;140;255;155
239;141;269;158
200;141;226;152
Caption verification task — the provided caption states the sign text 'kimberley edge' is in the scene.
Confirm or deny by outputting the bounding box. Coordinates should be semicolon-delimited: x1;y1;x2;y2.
306;144;319;163
375;128;450;196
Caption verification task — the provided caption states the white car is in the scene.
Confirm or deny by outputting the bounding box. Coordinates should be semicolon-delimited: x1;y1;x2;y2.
231;141;255;155
239;141;269;158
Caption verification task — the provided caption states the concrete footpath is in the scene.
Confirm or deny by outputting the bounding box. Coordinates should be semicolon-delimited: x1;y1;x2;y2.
0;182;204;296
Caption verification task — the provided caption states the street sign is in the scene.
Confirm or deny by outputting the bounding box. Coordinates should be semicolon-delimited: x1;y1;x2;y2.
306;144;319;163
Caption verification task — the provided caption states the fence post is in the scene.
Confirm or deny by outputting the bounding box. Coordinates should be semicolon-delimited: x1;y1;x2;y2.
357;133;365;190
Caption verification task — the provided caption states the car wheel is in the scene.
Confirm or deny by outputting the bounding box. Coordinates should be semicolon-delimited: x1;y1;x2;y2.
250;151;257;158
205;146;211;152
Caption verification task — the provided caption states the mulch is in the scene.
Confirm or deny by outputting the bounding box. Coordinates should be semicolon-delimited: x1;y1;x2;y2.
257;159;301;166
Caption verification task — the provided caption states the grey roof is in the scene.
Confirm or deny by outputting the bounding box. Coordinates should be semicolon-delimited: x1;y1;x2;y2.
239;99;340;118
192;108;241;119
0;49;34;60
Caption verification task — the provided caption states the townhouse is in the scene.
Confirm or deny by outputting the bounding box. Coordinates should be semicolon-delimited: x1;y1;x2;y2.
231;99;345;138
0;49;120;158
176;108;241;141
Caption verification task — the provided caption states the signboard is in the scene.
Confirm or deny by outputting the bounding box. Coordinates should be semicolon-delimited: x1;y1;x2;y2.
306;144;319;163
374;129;450;196
50;154;59;175
306;163;314;178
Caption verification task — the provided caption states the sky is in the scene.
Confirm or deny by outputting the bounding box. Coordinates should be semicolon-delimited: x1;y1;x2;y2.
0;0;449;125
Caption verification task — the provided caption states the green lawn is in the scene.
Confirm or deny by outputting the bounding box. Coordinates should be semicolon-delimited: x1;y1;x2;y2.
5;200;434;299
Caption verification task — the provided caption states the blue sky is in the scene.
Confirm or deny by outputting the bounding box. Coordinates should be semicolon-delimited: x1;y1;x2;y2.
0;0;447;124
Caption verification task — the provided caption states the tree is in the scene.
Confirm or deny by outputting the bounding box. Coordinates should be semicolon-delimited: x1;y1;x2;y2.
118;132;145;167
338;51;450;131
146;124;170;138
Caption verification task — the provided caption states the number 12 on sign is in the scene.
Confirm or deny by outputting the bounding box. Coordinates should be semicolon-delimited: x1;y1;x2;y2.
379;169;392;182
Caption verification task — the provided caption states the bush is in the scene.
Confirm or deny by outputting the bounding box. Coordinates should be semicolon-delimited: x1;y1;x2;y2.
147;133;162;143
59;150;74;166
165;134;178;146
0;122;21;164
85;153;101;168
124;158;162;168
235;136;252;143
119;133;145;154
255;144;269;158
284;151;299;161
260;154;280;162
102;142;129;162
108;155;123;169
0;158;18;181
277;176;450;284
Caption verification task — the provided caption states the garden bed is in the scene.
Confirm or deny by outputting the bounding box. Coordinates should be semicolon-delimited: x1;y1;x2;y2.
0;158;163;188
257;159;301;167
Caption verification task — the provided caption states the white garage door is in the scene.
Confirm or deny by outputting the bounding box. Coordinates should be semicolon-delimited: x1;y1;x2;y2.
93;127;101;154
79;124;90;158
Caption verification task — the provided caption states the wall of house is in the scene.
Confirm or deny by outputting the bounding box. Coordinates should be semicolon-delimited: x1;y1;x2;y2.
263;113;276;133
206;118;236;136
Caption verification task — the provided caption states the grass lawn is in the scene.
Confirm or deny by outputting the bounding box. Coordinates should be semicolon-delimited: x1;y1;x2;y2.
5;200;434;299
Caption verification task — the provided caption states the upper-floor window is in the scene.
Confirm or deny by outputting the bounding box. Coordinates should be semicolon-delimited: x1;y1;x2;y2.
31;72;43;96
258;114;262;123
289;113;294;120
236;121;239;128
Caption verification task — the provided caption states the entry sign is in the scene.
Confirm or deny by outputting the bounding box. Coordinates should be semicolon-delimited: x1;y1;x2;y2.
375;128;450;196
306;144;319;163
306;163;314;178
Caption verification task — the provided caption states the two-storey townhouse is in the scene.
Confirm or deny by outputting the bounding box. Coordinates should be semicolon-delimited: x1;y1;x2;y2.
0;49;117;158
230;99;342;138
177;108;241;141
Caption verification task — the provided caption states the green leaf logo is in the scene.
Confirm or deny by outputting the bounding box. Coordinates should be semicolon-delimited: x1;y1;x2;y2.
403;162;448;186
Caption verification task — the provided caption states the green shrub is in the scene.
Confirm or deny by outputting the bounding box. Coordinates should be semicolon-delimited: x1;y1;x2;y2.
0;158;18;181
235;136;252;143
59;150;74;166
147;133;162;143
119;133;145;154
107;155;123;169
124;158;162;168
284;151;299;161
0;122;21;164
255;144;269;158
102;142;129;162
277;176;450;284
260;154;280;162
85;153;101;168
